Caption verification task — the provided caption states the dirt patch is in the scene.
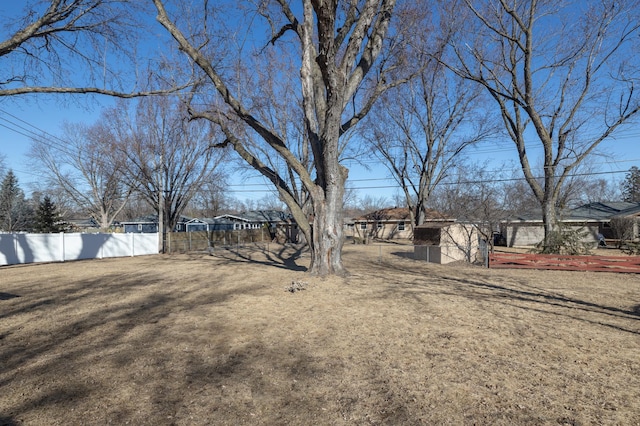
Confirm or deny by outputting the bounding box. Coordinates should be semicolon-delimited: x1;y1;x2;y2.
1;244;639;425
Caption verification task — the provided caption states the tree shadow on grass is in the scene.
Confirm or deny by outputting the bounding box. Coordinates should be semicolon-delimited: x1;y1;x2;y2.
0;416;18;426
373;260;640;335
391;251;415;260
211;243;309;272
0;292;20;300
0;260;267;423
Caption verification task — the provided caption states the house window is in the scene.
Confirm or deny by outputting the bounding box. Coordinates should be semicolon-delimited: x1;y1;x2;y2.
377;222;383;229
360;223;367;230
398;221;405;231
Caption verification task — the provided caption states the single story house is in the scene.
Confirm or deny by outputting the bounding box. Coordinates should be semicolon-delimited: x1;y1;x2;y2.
348;207;449;241
65;217;101;233
120;215;190;233
500;201;640;247
187;210;299;243
185;217;237;232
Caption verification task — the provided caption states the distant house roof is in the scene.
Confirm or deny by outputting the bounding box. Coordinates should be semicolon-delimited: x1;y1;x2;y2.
216;210;294;224
505;202;640;223
186;217;217;225
239;210;294;223
568;202;640;220
119;214;191;225
354;207;449;222
66;217;99;228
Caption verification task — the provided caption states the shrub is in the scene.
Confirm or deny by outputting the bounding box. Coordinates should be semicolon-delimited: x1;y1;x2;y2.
533;225;592;255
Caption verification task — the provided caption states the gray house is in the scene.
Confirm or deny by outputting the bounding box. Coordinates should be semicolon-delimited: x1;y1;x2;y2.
185;217;237;232
501;201;640;247
120;215;190;233
185;210;299;242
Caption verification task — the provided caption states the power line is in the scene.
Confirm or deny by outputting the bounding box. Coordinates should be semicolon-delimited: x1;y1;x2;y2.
1;108;637;196
0;108;78;157
222;168;631;195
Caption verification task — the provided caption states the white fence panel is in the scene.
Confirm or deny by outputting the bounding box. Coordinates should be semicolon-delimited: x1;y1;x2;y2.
23;233;63;263
0;234;16;265
63;233;103;260
0;233;63;265
0;233;159;266
101;234;131;258
131;233;158;256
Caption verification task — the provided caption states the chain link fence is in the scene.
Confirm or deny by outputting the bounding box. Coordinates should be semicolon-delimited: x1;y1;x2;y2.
166;229;272;254
164;232;490;266
346;240;490;266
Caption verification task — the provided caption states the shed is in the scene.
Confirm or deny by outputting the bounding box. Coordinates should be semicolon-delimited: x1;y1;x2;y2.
413;222;481;264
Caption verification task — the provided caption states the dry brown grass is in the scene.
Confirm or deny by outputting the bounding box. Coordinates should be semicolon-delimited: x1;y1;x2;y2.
1;243;639;425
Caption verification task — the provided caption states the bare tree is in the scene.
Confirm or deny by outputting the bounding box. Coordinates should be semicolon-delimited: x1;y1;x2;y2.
444;0;640;250
185;181;229;218
152;0;414;275
366;39;496;228
610;217;636;247
30;121;130;230
0;1;186;99
430;163;506;247
107;97;227;251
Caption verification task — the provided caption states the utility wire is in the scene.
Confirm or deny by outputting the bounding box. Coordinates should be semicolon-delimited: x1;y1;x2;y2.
1;108;637;194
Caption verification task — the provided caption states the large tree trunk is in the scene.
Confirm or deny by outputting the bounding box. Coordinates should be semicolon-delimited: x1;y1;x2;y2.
541;198;558;249
308;165;348;276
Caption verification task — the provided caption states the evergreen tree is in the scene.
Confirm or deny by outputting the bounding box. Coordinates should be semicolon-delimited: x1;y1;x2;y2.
0;170;33;232
34;195;63;233
622;166;640;202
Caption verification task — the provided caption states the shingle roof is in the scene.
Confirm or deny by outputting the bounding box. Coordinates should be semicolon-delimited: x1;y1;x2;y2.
216;210;293;223
120;214;192;224
355;207;449;221
567;202;640;221
505;202;640;222
239;210;293;222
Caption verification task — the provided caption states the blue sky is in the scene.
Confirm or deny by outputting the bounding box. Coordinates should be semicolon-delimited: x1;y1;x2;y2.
1;1;639;205
1;95;637;204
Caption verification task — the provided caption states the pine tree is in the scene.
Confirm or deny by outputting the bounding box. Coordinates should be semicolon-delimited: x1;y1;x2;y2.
35;196;63;233
622;166;640;202
0;170;33;232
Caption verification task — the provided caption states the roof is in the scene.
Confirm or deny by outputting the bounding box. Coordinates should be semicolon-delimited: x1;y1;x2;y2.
119;214;192;224
355;207;449;222
239;210;294;222
66;218;99;228
215;210;293;223
120;210;294;226
505;201;640;223
566;202;640;221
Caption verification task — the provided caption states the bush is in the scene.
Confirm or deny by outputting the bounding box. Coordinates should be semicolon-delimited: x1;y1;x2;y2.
533;225;592;255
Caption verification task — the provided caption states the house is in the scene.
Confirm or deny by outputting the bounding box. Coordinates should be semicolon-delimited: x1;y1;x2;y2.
65;217;101;233
238;210;299;243
348;207;449;241
500;202;640;247
567;202;640;240
413;222;482;264
120;215;191;233
186;210;299;243
185;217;236;232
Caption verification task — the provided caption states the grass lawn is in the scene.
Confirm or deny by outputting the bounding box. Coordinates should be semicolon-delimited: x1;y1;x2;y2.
1;243;639;425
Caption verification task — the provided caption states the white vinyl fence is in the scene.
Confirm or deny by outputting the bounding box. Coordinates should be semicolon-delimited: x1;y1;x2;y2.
0;232;159;266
